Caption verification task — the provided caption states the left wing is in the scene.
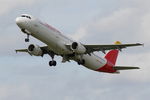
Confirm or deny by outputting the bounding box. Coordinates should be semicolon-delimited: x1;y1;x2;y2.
85;43;143;53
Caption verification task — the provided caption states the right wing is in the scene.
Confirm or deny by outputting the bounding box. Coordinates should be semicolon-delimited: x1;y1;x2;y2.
16;49;28;53
15;46;56;56
15;49;32;55
16;46;48;53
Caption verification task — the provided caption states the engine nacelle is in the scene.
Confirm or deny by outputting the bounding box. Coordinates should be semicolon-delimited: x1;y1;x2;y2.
71;42;86;54
28;44;43;56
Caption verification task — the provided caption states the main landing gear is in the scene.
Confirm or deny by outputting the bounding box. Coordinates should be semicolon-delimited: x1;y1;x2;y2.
76;54;85;65
49;60;57;66
48;52;57;67
77;59;85;65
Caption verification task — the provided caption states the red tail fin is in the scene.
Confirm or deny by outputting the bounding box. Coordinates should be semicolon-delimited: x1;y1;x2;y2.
105;50;119;65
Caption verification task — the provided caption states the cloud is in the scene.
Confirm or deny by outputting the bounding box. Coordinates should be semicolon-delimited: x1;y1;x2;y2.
119;52;150;82
72;8;139;41
139;13;150;43
0;84;31;100
0;0;36;15
73;8;141;43
72;1;150;44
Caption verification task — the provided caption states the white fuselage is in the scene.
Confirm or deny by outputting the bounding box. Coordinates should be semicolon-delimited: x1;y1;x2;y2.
16;15;107;71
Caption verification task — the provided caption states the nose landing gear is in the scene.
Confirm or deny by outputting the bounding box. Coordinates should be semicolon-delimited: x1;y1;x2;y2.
21;29;30;42
25;34;30;42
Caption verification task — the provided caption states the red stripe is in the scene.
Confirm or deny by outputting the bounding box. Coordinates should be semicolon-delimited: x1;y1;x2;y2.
105;50;119;65
96;61;117;73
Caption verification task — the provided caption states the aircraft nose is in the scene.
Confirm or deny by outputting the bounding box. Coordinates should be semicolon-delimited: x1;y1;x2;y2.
16;17;23;26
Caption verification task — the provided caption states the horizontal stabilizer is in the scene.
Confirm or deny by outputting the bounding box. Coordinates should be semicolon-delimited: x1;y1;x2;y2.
114;66;140;70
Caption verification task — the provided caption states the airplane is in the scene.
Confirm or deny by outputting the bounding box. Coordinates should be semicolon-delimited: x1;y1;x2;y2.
15;14;143;74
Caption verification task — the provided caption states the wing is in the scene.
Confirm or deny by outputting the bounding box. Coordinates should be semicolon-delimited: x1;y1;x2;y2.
15;46;50;56
85;43;143;53
16;49;28;53
16;49;32;55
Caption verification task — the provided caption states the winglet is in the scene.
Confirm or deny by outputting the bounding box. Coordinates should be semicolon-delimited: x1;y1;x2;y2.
114;41;122;45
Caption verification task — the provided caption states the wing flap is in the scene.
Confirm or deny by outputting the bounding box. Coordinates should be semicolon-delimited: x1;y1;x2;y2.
113;66;140;70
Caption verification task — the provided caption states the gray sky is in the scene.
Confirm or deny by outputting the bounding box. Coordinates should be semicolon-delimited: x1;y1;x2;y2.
0;0;150;100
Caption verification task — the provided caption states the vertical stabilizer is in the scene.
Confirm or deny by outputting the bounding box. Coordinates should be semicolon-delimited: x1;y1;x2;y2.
104;41;121;65
105;50;119;65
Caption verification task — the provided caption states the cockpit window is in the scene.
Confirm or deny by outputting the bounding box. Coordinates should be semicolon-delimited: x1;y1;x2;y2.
21;15;31;19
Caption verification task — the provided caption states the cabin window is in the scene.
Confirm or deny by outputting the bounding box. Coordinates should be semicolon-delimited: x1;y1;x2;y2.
21;15;31;19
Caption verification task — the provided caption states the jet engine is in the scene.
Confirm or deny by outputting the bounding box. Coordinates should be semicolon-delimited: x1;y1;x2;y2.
71;42;86;54
28;44;43;56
